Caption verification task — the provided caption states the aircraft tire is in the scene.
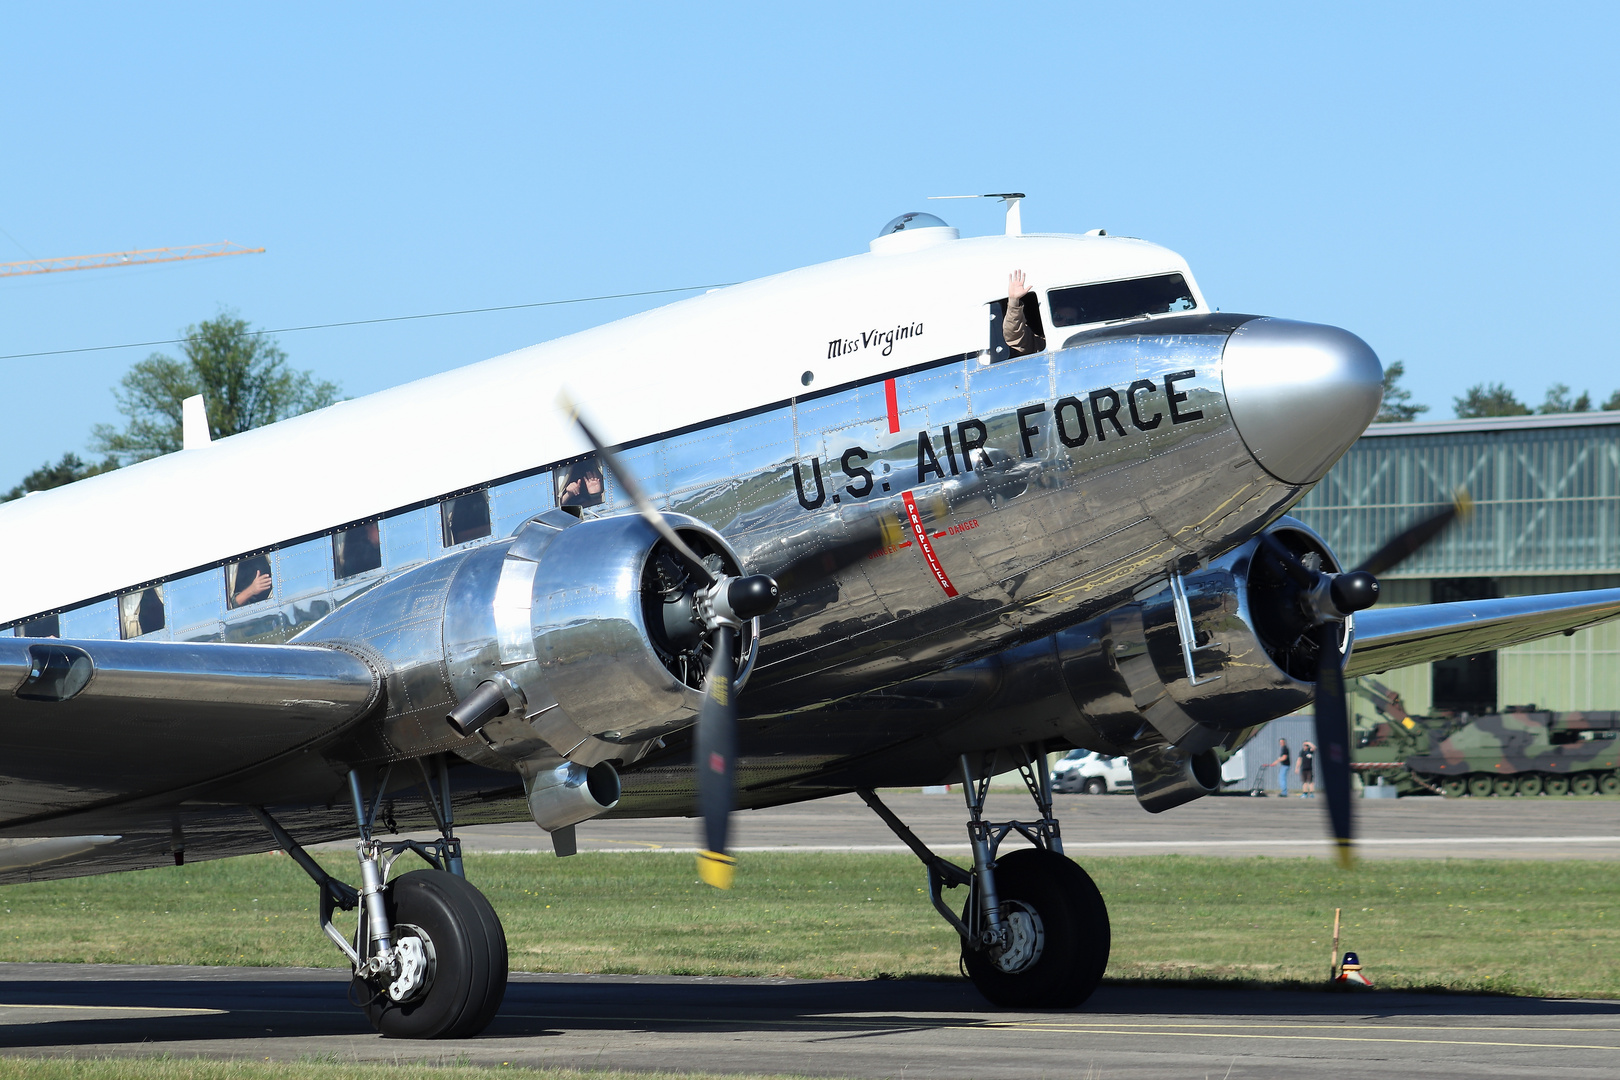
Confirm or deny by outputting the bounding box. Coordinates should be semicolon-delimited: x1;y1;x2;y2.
1545;774;1571;796
358;869;509;1039
1572;773;1599;797
961;848;1110;1010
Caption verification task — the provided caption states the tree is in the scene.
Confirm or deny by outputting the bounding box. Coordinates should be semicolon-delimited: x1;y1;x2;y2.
1454;383;1531;418
1375;360;1428;423
0;453;119;502
1604;390;1620;411
89;312;340;464
1537;383;1592;414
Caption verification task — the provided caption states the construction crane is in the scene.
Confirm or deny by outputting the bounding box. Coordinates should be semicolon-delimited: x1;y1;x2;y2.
0;241;264;278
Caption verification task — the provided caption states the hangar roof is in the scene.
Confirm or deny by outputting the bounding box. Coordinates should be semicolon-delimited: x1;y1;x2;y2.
1293;412;1620;578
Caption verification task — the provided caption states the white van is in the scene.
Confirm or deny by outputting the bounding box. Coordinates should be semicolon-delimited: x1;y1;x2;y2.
1052;750;1134;795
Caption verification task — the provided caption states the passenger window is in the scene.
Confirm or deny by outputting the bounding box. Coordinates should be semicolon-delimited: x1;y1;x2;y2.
226;555;274;609
556;457;605;515
987;294;1046;362
16;615;60;638
441;491;492;546
118;587;166;639
333;521;383;579
1048;273;1196;328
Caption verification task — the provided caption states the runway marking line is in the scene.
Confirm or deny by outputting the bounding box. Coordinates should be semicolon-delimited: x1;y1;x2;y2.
458;836;1620;855
6;1001;1617;1051
985;1024;1620;1051
0;1003;225;1015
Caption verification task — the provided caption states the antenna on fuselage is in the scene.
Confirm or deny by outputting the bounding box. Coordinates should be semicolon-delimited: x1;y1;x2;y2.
928;192;1026;237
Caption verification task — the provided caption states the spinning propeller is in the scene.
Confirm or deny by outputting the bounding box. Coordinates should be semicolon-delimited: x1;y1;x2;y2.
1255;491;1471;867
559;394;778;889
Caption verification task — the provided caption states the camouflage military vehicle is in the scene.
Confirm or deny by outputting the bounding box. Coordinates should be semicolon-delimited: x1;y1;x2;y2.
1352;679;1620;797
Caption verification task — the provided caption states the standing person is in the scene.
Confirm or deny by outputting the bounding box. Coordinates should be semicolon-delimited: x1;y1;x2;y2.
1267;738;1292;797
1299;740;1316;799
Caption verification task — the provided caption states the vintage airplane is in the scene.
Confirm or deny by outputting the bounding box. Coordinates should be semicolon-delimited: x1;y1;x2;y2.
4;198;1619;1038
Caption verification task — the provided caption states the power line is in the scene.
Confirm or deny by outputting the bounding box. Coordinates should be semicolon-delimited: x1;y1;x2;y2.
0;282;736;361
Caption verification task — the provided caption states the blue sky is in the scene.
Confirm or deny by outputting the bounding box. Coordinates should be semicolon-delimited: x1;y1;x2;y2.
2;3;1615;486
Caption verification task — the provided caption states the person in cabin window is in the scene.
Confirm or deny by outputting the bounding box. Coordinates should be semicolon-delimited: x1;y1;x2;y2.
229;555;273;608
1004;270;1046;357
560;460;604;509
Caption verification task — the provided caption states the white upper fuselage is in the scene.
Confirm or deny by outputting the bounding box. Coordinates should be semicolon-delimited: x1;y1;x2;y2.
0;228;1202;627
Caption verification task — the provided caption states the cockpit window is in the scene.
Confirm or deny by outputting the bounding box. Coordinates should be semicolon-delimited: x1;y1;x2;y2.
1048;273;1196;327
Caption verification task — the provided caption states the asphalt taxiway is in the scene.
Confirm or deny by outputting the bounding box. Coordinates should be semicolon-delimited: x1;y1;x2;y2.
433;789;1620;860
2;962;1617;1078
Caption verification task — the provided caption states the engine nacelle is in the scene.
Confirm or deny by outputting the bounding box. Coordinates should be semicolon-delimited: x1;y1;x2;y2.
919;517;1346;812
1107;518;1342;751
301;508;757;808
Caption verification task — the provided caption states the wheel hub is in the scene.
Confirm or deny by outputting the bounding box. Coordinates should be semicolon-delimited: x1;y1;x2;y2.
990;901;1045;974
387;926;435;1003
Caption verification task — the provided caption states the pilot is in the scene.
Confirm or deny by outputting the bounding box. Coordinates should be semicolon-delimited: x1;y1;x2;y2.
1004;271;1046;357
229;555;272;608
560;459;605;509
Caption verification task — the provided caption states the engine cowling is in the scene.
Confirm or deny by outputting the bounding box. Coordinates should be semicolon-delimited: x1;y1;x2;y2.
1073;516;1345;809
300;508;757;800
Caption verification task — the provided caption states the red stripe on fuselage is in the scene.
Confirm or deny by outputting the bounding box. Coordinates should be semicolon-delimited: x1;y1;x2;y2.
884;378;899;434
901;490;957;598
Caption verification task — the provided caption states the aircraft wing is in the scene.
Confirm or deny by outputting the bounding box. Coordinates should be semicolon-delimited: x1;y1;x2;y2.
1348;588;1620;677
0;638;380;828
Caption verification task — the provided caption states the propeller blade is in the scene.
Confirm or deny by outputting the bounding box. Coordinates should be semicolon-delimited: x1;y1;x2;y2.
694;627;738;889
1353;490;1473;577
1313;621;1354;869
558;391;719;586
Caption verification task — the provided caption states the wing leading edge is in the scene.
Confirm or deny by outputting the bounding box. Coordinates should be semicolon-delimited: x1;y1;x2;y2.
0;638;380;829
1347;588;1620;678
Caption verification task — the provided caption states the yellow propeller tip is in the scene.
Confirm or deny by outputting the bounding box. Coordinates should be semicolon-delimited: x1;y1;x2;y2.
1334;839;1355;870
1453;488;1474;520
696;850;736;890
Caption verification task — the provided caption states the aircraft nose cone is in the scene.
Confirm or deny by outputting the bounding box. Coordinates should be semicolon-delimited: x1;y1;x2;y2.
1222;318;1383;485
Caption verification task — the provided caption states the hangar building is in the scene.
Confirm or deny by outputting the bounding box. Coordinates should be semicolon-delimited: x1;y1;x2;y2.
1224;411;1620;795
1291;410;1620;718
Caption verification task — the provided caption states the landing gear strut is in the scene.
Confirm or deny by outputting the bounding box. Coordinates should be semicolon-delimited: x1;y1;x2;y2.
254;756;508;1038
859;747;1110;1009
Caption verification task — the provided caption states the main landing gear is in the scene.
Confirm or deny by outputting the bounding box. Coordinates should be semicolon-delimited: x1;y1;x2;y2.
858;748;1110;1008
254;756;507;1039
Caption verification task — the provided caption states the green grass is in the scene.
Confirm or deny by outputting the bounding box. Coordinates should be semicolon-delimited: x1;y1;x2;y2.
2;851;1618;997
0;1059;819;1080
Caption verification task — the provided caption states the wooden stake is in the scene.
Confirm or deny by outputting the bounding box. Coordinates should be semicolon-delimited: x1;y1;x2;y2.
1331;907;1342;982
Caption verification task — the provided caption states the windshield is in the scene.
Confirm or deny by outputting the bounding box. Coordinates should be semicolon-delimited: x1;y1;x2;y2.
1048;273;1196;327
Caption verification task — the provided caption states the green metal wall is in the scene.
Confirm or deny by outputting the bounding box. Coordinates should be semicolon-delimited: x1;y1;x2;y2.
1291;416;1620;713
1293;418;1620;578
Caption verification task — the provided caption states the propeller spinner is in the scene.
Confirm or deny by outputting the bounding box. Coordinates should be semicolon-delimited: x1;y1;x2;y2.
559;393;779;888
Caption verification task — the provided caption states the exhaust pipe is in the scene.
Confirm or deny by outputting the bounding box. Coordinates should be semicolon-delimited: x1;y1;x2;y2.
524;760;621;833
1129;743;1221;813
